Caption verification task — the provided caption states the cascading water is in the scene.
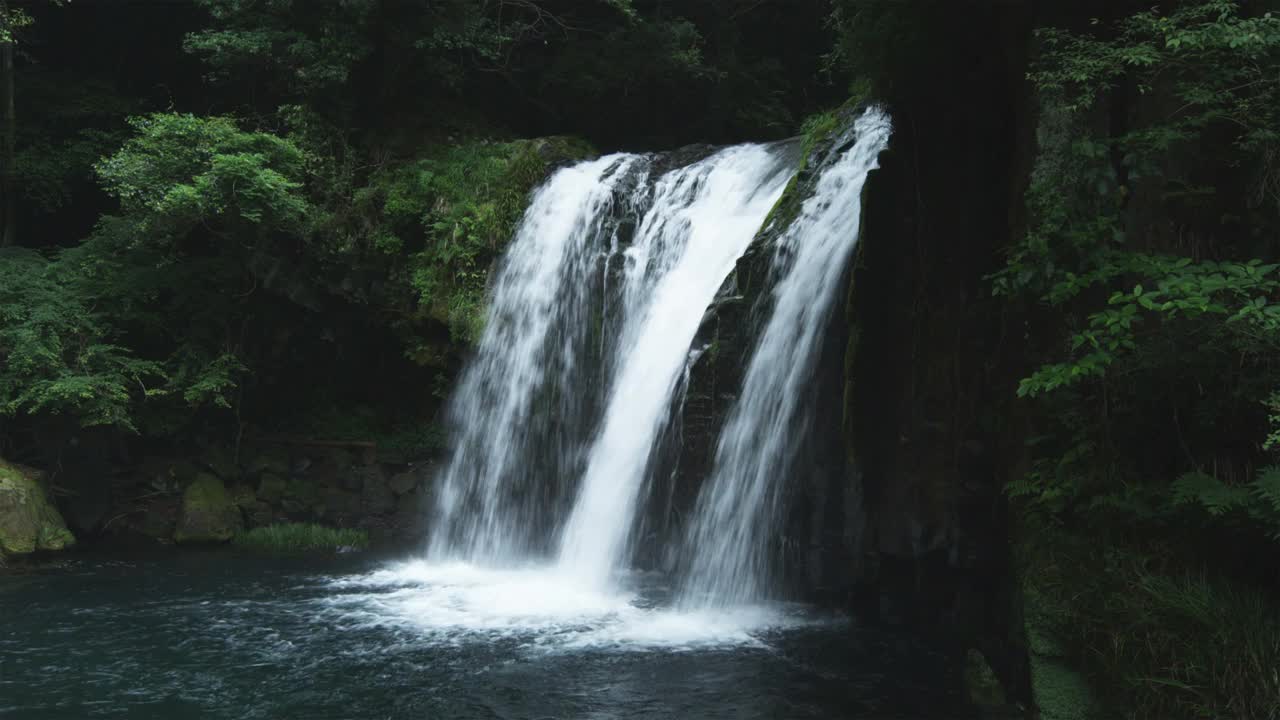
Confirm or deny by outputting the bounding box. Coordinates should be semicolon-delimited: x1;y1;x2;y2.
556;145;794;590
428;154;640;563
417;109;886;649
429;142;794;580
678;108;892;609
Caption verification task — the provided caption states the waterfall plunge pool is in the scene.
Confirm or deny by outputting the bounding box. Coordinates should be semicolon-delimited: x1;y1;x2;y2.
2;549;963;719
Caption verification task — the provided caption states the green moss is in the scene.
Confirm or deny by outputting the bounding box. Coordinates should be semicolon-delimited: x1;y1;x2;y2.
964;649;1009;709
233;523;368;553
762;99;870;236
1031;655;1097;720
173;472;242;543
0;458;76;555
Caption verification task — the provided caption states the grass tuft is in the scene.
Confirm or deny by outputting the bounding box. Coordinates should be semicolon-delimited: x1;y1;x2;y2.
233;523;369;554
1021;529;1280;720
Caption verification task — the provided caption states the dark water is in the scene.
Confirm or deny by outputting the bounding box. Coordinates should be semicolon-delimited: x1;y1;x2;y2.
1;551;966;719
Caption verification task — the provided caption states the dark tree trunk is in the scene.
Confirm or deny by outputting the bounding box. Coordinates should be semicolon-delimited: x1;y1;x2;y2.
0;0;15;248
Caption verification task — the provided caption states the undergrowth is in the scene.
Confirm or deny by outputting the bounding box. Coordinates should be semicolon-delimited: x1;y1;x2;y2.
1021;528;1280;720
234;523;368;553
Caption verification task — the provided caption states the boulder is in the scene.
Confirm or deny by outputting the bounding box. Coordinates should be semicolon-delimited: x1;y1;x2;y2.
0;458;76;555
173;473;242;543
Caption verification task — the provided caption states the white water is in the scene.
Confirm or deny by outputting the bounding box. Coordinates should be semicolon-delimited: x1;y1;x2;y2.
422;113;883;644
321;561;822;652
556;144;794;590
429;155;640;562
680;108;892;609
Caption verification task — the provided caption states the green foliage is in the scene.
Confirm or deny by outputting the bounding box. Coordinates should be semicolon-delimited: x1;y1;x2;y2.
1003;0;1280;545
0;113;313;435
96;113;308;237
360;137;592;342
1007;8;1280;714
1172;467;1280;539
1022;532;1280;720
0;248;161;429
0;5;33;45
233;523;368;553
14;71;137;214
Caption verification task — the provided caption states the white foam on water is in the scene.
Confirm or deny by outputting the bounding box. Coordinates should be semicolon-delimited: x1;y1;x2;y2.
315;561;825;653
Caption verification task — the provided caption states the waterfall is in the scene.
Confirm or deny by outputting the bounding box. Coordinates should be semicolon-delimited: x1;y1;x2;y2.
678;108;892;608
556;144;794;590
428;154;641;563
429;142;794;578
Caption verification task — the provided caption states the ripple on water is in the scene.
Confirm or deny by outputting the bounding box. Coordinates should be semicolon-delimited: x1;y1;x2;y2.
1;553;960;720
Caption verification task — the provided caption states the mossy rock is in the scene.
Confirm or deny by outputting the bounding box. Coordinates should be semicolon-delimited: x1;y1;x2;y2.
964;649;1008;709
173;473;243;544
0;458;76;555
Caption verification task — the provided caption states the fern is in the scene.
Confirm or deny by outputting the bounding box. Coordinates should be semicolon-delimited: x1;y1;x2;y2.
1171;472;1250;516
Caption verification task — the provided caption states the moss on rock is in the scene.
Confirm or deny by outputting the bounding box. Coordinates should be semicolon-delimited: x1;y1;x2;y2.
964;648;1009;710
173;472;243;544
0;458;76;555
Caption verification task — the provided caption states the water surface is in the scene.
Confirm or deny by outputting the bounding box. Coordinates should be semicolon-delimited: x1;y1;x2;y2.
1;550;962;719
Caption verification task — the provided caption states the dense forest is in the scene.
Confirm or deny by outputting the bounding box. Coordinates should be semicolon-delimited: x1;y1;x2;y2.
4;1;1280;718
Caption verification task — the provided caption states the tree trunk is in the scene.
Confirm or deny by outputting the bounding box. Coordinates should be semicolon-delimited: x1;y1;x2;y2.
0;0;15;248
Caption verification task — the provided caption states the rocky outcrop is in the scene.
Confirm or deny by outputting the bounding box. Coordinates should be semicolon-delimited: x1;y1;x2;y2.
173;473;243;543
0;458;75;555
100;443;433;545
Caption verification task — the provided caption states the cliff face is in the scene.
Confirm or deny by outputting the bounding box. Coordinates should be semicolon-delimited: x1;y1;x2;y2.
841;1;1037;700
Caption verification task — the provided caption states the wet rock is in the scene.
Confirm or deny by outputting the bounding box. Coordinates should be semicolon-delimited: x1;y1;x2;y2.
0;458;76;555
173;473;242;543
